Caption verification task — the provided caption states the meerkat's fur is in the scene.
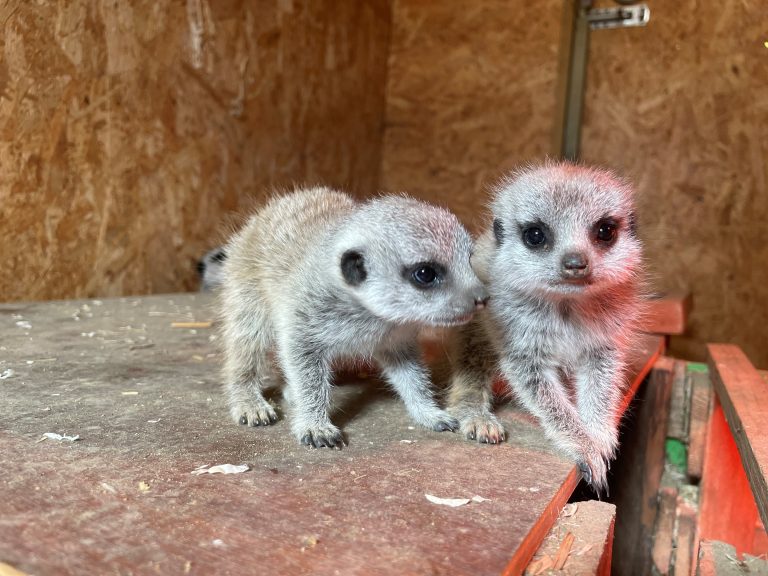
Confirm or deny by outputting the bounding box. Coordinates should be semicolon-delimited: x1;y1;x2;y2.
197;247;227;291
221;187;489;448
447;162;644;492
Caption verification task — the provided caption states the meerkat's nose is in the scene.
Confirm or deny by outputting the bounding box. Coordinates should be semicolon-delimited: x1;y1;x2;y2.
561;252;590;279
473;288;490;309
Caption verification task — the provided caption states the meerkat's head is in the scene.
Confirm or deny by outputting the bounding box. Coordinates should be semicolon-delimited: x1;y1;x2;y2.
334;196;488;327
489;162;642;299
197;247;227;291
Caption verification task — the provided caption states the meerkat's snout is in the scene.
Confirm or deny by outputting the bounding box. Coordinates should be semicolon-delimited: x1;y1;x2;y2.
560;251;590;280
473;290;490;310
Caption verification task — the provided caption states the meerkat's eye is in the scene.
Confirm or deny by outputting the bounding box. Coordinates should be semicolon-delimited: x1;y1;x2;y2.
413;265;437;285
405;262;444;289
594;219;618;244
522;226;547;248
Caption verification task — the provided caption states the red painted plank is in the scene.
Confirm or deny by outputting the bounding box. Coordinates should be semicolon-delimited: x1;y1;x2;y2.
707;344;768;531
698;396;760;554
642;291;692;336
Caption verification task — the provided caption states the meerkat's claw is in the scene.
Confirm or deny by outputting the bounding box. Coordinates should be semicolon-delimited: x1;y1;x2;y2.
457;412;506;444
578;455;609;495
299;426;345;449
427;413;460;433
231;400;279;427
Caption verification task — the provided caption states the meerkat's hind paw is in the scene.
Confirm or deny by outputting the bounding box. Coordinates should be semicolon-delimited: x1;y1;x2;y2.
460;412;506;444
231;400;279;427
299;425;346;449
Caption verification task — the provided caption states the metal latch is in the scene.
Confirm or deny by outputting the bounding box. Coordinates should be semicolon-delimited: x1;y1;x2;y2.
587;4;650;30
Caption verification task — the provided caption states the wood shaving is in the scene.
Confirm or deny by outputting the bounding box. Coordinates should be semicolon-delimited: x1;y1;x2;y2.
39;432;80;442
191;464;250;475
0;561;30;576
553;531;575;569
425;494;470;507
171;321;212;328
575;543;594;556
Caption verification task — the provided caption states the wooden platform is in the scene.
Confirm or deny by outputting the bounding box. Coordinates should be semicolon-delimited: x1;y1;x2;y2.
0;294;662;575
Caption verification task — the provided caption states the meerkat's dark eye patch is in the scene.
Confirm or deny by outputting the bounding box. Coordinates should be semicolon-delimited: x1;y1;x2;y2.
403;262;445;289
493;219;504;245
593;218;618;245
341;250;367;286
520;222;550;249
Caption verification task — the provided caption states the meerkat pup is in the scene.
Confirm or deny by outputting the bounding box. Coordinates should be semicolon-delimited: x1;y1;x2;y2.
221;186;489;448
448;162;644;491
197;247;227;291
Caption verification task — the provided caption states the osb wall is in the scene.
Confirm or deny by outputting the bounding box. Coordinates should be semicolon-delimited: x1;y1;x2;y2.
381;2;768;367
581;2;768;367
0;0;390;301
380;0;562;231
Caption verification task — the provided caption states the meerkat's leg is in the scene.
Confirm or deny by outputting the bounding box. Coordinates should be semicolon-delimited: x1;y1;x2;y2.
276;336;344;448
446;321;506;443
502;358;608;491
375;343;459;432
574;348;624;468
223;301;279;427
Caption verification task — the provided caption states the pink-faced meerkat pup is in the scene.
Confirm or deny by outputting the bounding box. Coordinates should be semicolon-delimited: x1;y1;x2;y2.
221;186;489;448
448;162;645;491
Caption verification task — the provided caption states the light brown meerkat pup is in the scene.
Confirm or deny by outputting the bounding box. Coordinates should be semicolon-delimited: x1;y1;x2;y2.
447;162;645;492
221;186;489;448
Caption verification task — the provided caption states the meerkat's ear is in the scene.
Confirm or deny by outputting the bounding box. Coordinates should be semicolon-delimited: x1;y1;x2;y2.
493;218;504;245
341;250;367;286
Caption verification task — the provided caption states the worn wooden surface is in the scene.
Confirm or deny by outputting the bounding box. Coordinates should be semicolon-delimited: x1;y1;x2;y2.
611;356;675;576
666;360;690;442
525;500;616;576
651;486;677;575
707;344;768;531
687;371;712;481
697;541;768;576
0;293;663;576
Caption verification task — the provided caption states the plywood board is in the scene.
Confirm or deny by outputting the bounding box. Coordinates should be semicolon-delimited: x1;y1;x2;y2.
0;293;663;576
0;0;391;302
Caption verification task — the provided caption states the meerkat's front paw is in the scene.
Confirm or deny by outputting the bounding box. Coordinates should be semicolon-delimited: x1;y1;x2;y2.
459;412;506;444
230;399;278;427
414;409;459;433
298;424;346;449
577;453;610;494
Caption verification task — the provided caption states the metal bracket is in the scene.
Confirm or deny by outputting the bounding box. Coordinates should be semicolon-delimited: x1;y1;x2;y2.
552;1;651;161
587;5;650;30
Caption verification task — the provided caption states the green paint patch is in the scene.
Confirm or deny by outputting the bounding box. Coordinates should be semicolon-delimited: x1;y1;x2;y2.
687;362;709;374
665;438;687;472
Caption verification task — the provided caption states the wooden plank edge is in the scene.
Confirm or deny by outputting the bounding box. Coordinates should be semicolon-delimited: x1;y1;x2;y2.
642;291;692;336
503;335;665;575
503;468;581;576
707;344;768;532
